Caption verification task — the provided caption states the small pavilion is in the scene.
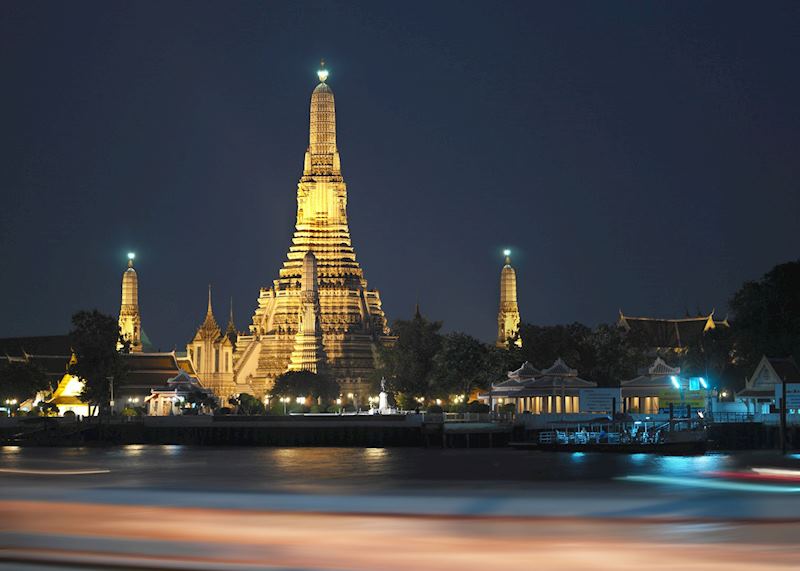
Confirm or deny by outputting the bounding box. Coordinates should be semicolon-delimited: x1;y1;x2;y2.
485;358;596;414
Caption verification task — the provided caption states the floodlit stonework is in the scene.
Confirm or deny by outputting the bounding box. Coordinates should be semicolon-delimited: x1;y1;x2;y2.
496;252;522;348
234;64;391;396
187;287;237;398
118;255;142;352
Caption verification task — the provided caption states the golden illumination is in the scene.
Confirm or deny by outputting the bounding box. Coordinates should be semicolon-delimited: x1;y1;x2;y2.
233;65;391;398
496;252;522;348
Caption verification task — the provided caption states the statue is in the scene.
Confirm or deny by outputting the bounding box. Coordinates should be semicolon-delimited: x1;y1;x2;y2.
378;377;390;413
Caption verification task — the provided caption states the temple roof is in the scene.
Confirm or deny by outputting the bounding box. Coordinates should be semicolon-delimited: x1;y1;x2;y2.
117;352;191;391
738;356;800;400
491;358;596;392
508;361;541;381
766;357;800;383
0;335;71;358
541;358;578;377
618;311;727;349
622;357;682;388
194;286;223;342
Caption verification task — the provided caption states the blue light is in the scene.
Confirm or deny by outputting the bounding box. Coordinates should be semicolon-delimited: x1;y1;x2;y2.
670;376;680;389
699;377;708;389
620;475;800;494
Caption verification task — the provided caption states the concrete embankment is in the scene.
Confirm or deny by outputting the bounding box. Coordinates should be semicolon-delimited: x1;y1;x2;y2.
0;415;514;448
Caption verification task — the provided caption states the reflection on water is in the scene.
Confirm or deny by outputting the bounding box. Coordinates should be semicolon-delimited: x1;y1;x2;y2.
0;445;784;495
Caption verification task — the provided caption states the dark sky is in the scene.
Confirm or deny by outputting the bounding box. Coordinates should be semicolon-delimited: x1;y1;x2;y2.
1;1;799;348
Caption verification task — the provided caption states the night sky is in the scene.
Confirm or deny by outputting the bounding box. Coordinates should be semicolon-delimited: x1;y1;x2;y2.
1;1;799;349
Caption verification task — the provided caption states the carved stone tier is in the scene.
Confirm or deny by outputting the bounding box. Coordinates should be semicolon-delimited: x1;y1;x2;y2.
234;68;391;397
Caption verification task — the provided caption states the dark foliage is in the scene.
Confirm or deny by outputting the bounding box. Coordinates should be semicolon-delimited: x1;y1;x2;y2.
271;370;340;402
0;361;50;403
68;310;127;413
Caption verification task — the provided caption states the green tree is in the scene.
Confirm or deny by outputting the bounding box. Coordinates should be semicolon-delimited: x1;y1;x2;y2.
185;390;218;414
516;322;650;386
68;310;127;415
432;333;500;402
228;393;265;415
517;322;594;371
585;324;650;387
729;260;800;374
271;370;340;402
0;361;51;403
376;310;443;399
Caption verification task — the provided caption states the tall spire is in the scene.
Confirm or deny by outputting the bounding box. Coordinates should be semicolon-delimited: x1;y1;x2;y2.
118;252;142;352
197;285;221;340
497;249;522;349
237;65;391;397
306;60;339;173
225;297;237;342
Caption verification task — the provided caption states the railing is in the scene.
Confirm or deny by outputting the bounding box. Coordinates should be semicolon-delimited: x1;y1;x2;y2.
707;412;755;423
418;412;514;424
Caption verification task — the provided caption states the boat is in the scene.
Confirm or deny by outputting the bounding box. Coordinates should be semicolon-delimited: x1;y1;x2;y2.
509;416;708;455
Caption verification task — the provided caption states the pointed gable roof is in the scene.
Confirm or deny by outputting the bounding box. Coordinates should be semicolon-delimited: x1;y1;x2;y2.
194;286;222;342
618;310;726;349
508;361;541;381
622;357;681;388
738;356;800;399
527;358;596;389
541;358;577;377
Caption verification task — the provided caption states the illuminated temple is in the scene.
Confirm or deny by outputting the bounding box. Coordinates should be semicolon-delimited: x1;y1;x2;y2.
496;251;521;348
233;64;392;397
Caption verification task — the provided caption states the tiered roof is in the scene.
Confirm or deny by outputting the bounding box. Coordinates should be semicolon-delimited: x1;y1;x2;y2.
621;357;681;388
618;311;728;349
490;358;595;396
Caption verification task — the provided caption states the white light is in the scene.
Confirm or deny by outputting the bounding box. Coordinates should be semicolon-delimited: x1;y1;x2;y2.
699;377;708;389
670;376;680;389
503;249;511;257
127;252;135;260
317;68;329;82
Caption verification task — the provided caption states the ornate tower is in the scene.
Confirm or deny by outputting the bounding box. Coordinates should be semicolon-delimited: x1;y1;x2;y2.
118;253;142;352
288;252;327;373
234;63;391;395
187;286;236;397
496;250;522;348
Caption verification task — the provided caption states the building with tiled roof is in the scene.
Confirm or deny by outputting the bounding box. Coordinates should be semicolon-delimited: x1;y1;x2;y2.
737;356;800;413
618;310;728;351
485;358;596;414
0;335;73;386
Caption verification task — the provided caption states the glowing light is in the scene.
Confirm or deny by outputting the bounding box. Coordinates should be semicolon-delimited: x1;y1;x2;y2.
0;468;111;475
670;376;680;389
317;68;329;82
127;252;135;260
620;474;800;494
503;249;511;257
699;377;708;389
